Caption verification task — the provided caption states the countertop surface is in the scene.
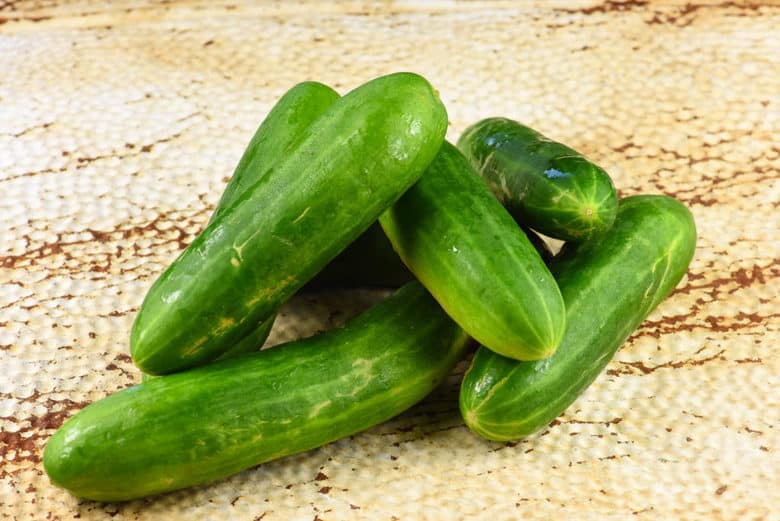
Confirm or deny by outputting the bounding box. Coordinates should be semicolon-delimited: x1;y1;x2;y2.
1;1;779;519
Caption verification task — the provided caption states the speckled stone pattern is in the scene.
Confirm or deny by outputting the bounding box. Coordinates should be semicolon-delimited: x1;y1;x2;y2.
1;0;778;519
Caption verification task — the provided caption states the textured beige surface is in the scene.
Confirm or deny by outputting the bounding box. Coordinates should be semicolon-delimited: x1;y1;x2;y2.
2;1;779;519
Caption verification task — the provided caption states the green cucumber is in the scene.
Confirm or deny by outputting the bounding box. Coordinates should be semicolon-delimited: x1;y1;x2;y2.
380;141;566;361
139;82;338;380
460;195;696;441
131;72;448;375
215;81;410;291
457;117;618;241
45;282;471;501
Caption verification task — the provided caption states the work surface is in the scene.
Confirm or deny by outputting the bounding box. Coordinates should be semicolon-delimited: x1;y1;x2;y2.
1;1;779;519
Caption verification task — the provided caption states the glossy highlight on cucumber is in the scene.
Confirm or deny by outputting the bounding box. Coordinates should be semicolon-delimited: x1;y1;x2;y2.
131;72;448;375
460;195;696;441
380;141;566;361
457;117;618;242
45;282;470;501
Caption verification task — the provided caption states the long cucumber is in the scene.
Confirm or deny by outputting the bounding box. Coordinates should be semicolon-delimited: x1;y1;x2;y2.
459;195;696;441
206;82;338;351
131;72;448;375
139;83;338;381
45;282;470;501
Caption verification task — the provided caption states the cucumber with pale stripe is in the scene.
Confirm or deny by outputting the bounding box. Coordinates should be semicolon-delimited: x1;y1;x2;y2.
139;82;337;380
131;72;448;375
380;141;566;361
205;82;338;351
460;195;696;441
217;81;409;291
457;117;618;241
45;282;471;501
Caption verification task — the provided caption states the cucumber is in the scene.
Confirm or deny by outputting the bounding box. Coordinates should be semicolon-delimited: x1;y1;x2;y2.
380;141;566;361
45;282;471;501
131;72;448;375
228;82;409;290
139;82;338;380
457;117;618;242
459;195;696;441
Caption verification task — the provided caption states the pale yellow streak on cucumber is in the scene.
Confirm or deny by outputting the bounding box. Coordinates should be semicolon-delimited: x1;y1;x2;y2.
308;401;332;418
247;275;296;307
232;240;246;262
292;206;310;224
181;336;210;358
214;317;237;335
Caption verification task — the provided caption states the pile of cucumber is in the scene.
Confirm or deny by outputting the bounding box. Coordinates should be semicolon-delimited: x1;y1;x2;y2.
43;72;696;502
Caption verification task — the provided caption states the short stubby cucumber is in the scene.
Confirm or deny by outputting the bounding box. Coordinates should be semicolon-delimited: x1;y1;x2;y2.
460;195;696;441
380;141;566;361
457;117;618;242
131;72;448;375
45;282;471;501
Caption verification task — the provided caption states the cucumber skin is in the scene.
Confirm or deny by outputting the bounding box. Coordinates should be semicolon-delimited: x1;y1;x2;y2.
380;141;566;361
212;81;340;222
45;282;471;502
457;117;618;242
459;195;696;441
131;72;448;375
